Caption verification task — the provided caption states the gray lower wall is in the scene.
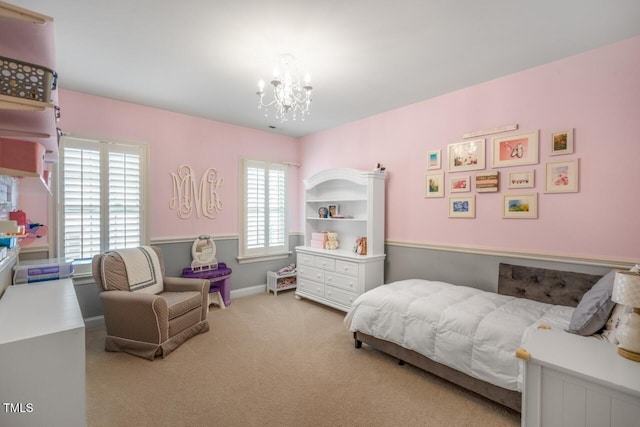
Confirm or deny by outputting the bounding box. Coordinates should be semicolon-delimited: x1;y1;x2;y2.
384;244;612;293
14;237;619;320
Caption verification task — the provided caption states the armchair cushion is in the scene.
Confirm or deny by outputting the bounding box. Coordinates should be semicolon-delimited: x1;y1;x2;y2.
162;291;203;320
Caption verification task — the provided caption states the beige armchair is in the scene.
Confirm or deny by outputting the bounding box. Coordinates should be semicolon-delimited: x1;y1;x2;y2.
92;246;209;360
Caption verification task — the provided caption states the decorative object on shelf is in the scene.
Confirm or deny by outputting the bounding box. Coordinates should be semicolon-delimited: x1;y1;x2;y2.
169;165;223;219
502;193;538;219
427;150;441;170
611;270;640;362
449;175;471;193
463;124;518;139
424;172;444;198
544;158;579;193
507;169;535;189
475;171;499;193
325;232;339;250
354;236;367;255
310;231;328;248
276;263;296;275
550;128;574;156
18;221;47;245
492;131;539;168
373;162;386;173
448;195;475;218
190;235;218;271
0;55;57;104
448;139;486;172
328;204;339;217
318;206;329;218
256;54;312;123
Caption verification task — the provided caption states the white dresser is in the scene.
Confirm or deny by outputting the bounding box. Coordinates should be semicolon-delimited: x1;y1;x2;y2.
296;168;386;311
296;248;385;311
0;279;86;427
521;328;640;427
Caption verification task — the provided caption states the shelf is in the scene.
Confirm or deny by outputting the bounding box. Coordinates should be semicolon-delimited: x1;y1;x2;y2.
306;217;365;222
0;1;53;24
0;94;53;112
306;198;367;203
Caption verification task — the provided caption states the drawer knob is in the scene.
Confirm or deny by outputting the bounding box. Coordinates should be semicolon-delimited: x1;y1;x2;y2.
343;266;348;271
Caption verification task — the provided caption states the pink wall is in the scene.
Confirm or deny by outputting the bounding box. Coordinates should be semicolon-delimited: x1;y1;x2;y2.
300;36;640;263
53;90;301;239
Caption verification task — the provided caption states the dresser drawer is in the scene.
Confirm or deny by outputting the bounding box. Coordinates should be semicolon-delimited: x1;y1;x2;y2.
314;256;335;271
325;286;357;307
335;260;358;276
298;265;324;282
325;272;357;292
297;253;315;267
297;278;324;297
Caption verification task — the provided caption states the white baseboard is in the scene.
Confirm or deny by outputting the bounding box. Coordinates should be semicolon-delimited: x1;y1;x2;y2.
84;315;105;329
231;284;266;299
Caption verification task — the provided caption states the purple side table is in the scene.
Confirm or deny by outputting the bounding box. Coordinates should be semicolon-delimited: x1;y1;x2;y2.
182;263;232;308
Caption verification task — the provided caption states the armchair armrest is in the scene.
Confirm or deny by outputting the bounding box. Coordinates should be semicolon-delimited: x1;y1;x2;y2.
164;276;209;293
100;291;169;343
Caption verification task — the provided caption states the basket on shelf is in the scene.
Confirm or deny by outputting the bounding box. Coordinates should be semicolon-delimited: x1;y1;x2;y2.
1;56;57;103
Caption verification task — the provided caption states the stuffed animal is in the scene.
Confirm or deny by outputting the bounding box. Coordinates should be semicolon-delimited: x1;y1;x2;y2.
325;232;339;250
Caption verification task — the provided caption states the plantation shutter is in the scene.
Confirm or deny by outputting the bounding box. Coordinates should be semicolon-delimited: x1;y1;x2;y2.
60;137;146;262
242;160;288;258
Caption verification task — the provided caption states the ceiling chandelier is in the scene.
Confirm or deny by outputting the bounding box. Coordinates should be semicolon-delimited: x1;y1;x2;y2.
256;54;313;123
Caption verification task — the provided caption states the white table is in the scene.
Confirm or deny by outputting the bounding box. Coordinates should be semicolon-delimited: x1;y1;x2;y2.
0;279;86;427
521;328;640;427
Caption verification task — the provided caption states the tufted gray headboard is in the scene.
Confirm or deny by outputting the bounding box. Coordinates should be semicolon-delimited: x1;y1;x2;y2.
498;263;604;307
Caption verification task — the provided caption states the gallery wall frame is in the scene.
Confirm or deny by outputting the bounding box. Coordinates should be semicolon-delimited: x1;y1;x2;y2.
550;129;574;156
475;171;499;193
425;172;444;198
507;169;535;189
427;150;441;169
545;158;579;193
503;193;538;219
448;139;486;172
448;195;475;218
449;175;471;193
492;131;539;168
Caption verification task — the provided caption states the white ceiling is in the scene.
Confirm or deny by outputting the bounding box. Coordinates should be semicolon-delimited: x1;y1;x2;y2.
9;0;640;138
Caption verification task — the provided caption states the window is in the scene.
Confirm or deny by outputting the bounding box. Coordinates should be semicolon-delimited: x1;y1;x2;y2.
239;159;288;262
58;136;148;264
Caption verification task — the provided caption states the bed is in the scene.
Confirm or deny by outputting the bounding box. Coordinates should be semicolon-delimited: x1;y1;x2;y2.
344;263;604;412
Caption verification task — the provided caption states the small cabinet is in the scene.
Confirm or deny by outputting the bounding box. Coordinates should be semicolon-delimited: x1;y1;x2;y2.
267;270;297;296
296;168;386;311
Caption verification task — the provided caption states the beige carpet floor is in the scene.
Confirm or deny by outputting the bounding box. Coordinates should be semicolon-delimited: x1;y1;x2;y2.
85;291;520;427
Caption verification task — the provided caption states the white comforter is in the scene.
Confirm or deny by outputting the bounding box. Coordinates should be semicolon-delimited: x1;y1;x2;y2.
344;279;574;391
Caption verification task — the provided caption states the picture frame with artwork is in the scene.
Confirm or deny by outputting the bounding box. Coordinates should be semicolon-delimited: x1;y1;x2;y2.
550;129;574;155
448;139;485;172
448;195;475;218
503;193;538;219
475;171;499;193
449;175;471;193
424;172;444;198
427;150;441;169
507;169;535;189
545;158;579;193
492;131;539;168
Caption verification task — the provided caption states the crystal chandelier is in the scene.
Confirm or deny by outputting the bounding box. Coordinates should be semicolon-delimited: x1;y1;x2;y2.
256;54;313;123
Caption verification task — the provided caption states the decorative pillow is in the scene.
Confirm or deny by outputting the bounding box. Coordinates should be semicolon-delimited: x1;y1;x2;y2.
566;270;616;336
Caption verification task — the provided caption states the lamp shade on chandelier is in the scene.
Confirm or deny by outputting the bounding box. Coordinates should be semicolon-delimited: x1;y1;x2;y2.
257;54;312;123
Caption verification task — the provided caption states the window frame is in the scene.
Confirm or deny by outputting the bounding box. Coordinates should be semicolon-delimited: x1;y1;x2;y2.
237;158;290;263
56;135;149;274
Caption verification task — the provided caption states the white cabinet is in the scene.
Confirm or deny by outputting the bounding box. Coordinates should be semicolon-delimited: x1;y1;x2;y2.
296;168;386;311
0;279;86;427
521;329;640;427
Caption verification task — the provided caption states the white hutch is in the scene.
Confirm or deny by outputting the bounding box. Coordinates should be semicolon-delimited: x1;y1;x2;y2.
295;168;386;311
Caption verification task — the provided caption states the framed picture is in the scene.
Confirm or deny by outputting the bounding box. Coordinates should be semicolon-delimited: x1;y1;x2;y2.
550;129;574;156
424;172;444;198
427;150;441;169
545;159;579;193
507;169;535;189
448;139;485;172
448;195;475;218
449;175;471;193
328;205;339;217
503;193;538;219
475;171;499;193
492;131;539;168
